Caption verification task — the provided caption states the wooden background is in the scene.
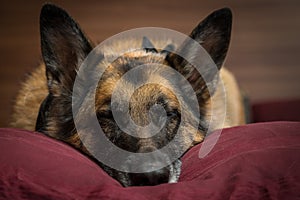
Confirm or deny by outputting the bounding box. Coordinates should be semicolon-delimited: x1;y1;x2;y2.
0;0;299;127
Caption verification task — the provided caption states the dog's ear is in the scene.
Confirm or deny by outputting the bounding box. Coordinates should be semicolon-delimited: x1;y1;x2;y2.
40;4;93;95
166;8;232;101
187;7;232;69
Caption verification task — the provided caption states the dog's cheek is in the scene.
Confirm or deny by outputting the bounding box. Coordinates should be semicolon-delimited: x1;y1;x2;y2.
98;119;139;152
165;116;181;141
98;119;117;140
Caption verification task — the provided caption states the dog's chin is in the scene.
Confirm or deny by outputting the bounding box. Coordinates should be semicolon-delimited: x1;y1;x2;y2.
116;159;182;187
168;159;182;183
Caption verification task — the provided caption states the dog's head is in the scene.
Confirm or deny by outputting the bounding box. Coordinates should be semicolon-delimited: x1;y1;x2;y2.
36;4;231;186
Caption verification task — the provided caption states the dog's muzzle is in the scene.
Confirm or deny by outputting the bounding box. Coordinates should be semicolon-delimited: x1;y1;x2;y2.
124;146;181;186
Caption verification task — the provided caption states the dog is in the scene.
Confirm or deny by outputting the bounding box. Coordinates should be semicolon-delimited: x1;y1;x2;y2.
11;4;246;187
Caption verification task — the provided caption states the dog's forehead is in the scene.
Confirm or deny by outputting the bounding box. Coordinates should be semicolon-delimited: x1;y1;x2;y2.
113;51;166;70
95;51;176;109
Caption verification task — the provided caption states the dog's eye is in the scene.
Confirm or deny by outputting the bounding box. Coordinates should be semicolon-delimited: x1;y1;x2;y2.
97;110;113;119
167;110;179;118
150;109;179;127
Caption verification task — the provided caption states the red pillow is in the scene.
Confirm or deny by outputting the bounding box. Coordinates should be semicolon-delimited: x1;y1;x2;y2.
1;121;299;199
252;99;300;122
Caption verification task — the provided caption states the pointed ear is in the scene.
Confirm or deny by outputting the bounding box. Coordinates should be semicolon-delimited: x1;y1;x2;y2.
142;36;158;53
190;8;232;68
40;4;93;95
166;8;232;101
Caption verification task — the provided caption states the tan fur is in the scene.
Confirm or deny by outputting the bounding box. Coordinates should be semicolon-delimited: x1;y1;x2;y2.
207;68;245;131
10;5;243;187
11;38;245;133
11;64;47;130
11;63;245;133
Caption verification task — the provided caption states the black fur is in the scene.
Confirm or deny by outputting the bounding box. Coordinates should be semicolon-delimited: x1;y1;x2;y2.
35;94;53;132
142;36;158;53
36;4;233;187
166;8;232;102
40;4;93;94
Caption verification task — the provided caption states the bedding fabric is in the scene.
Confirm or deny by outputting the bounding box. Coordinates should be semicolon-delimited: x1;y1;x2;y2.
0;121;299;200
252;99;300;122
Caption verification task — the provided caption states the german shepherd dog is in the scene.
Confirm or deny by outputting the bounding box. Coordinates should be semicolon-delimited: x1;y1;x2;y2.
11;4;245;186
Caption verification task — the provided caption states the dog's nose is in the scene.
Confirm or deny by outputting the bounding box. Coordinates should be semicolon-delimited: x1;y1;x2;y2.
128;166;170;186
126;146;171;186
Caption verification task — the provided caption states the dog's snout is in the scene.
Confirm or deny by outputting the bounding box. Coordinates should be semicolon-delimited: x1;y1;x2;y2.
129;166;170;186
126;147;171;186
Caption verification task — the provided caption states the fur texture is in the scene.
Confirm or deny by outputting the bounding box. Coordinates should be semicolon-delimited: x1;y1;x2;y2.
11;4;245;186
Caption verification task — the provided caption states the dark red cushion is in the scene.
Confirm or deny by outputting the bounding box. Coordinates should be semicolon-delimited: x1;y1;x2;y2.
1;122;300;199
252;99;300;122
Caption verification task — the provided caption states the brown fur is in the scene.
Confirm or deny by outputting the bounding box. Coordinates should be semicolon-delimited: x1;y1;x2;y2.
10;4;246;186
11;64;47;131
11;63;245;134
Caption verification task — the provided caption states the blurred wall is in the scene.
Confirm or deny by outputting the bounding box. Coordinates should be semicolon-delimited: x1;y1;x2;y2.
0;0;300;127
